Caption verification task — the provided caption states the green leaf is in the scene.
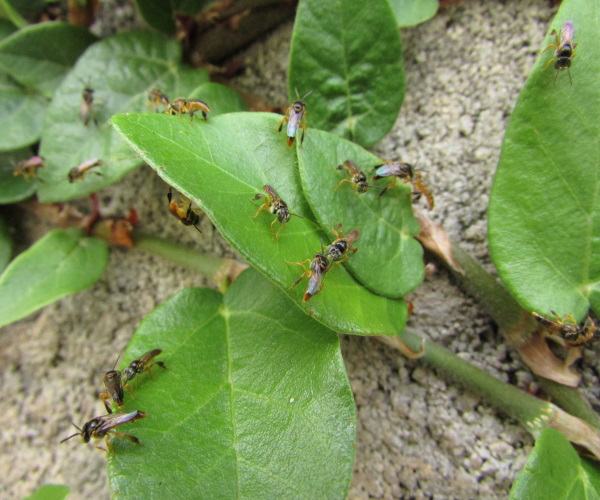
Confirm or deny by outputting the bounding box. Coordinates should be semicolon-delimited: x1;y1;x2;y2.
0;215;12;271
288;0;405;147
0;0;27;28
488;0;600;320
37;30;209;203
0;18;17;38
0;148;38;202
134;0;176;36
0;73;46;151
298;129;423;298
189;81;247;116
510;428;600;500
24;484;70;500
0;22;97;98
112;112;408;335
389;0;438;27
108;268;356;499
0;228;108;327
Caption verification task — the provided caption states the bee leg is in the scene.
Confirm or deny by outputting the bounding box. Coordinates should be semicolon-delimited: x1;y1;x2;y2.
277;116;288;132
334;179;352;191
300;122;308;145
111;431;141;445
99;393;113;414
251;201;269;219
543;57;557;71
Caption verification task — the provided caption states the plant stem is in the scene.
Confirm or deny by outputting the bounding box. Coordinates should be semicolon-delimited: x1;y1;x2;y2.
132;232;248;291
379;332;600;457
447;240;600;430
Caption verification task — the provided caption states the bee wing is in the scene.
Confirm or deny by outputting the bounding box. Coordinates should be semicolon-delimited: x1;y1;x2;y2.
139;349;162;364
96;411;146;433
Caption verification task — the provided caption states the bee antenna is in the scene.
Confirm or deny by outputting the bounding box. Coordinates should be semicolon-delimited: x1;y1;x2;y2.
302;90;313;100
289;213;304;219
60;422;82;443
295;88;300;99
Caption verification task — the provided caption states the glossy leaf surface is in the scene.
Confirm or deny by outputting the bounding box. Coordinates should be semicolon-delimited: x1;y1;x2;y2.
0;228;108;327
37;30;209;203
298;129;423;298
390;0;438;27
0;148;38;202
0;22;96;98
0;73;46;151
108;268;356;499
510;428;600;500
489;0;600;320
112;112;408;335
288;0;404;147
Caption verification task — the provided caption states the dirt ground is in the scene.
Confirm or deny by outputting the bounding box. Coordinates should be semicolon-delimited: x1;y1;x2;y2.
4;0;598;499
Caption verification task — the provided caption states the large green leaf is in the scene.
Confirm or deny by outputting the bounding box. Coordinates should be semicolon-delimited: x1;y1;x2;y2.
112;112;408;335
0;22;97;98
0;228;108;327
488;0;600;320
298;129;423;298
0;72;46;151
0;147;38;202
510;428;600;500
0;215;11;272
37;30;209;203
0;18;17;38
108;268;356;499
288;0;404;147
389;0;438;27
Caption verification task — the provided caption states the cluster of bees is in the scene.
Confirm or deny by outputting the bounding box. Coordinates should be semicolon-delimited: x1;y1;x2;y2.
61;349;165;452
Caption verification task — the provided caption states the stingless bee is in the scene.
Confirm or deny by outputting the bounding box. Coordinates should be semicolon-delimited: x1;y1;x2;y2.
67;158;103;183
325;224;359;264
533;311;598;346
372;161;434;209
79;86;98;126
60;410;147;452
288;251;329;302
148;88;170;112
543;21;577;84
167;98;210;121
99;358;125;413
250;185;303;239
278;89;312;147
13;156;45;180
168;188;203;233
334;160;376;194
121;349;166;386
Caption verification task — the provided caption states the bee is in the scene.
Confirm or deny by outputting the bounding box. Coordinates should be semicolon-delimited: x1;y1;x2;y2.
533;311;598;346
278;89;312;147
250;185;303;239
288;251;329;302
99;358;125;413
372;161;434;209
67;158;103;183
148;88;170;112
13;156;45;180
325;224;359;264
121;349;166;386
79;86;98;126
60;410;147;452
167;98;210;121
334;160;377;194
168;188;203;233
543;22;577;84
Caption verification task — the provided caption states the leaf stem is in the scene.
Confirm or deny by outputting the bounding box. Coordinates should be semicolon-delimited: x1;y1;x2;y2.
132;232;248;291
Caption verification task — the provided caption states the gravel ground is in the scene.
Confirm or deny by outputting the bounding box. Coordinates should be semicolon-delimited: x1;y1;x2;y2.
3;0;590;499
